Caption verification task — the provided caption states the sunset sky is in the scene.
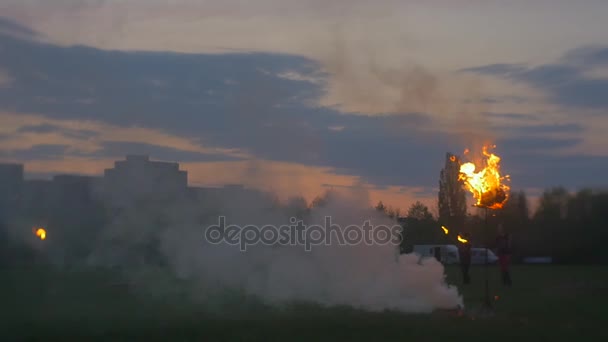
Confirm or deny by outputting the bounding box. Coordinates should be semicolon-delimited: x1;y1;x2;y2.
1;0;607;211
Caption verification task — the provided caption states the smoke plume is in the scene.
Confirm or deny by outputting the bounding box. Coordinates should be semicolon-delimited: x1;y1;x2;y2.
87;186;462;314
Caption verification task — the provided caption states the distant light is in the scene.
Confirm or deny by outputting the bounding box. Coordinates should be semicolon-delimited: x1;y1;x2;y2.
35;228;46;240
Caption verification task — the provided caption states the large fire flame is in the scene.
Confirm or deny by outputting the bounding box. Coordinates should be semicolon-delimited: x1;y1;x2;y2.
35;228;46;240
457;145;510;209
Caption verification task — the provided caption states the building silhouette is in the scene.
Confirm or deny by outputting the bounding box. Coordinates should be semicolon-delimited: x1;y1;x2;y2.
102;155;188;207
0;163;24;217
0;155;271;266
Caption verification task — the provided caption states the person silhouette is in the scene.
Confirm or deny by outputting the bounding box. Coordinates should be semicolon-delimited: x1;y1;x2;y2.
458;233;472;284
495;224;512;286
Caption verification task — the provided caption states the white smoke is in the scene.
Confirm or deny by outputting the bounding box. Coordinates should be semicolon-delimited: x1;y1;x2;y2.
89;187;462;314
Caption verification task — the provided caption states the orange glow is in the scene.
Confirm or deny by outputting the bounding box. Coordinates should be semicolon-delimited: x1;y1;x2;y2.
35;228;46;240
441;226;449;235
457;235;468;244
458;145;510;209
449;155;456;162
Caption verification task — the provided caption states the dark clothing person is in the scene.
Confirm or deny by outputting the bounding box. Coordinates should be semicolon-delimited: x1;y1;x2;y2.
458;241;472;284
496;232;512;286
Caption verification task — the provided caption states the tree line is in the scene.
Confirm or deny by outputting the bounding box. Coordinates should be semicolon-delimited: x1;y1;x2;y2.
1;153;606;267
378;153;608;264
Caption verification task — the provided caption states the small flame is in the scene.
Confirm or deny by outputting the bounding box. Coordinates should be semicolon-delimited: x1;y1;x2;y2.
441;226;449;235
457;235;468;244
35;228;46;240
458;145;510;209
449;155;456;162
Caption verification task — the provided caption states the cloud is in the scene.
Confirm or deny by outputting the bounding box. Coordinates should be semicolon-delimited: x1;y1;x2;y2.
493;123;584;135
500;153;608;190
0;28;462;189
462;64;527;76
464;46;608;110
0;68;11;87
17;123;100;139
0;144;70;161
561;46;608;66
484;112;539;122
92;141;243;163
5;0;608;72
0;19;606;199
0;141;241;165
498;136;582;154
0;111;250;161
0;16;39;39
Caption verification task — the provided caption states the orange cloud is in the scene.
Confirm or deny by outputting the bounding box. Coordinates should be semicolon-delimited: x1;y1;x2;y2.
19;157;116;177
0;111;435;209
0;111;250;158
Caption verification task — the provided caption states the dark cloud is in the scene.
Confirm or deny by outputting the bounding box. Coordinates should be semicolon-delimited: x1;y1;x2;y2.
484;112;539;121
493;123;584;135
0;141;242;164
499;153;608;190
0;16;39;39
518;123;584;134
497;136;582;153
551;79;608;108
561;46;608;66
17;123;60;134
17;123;99;139
479;96;530;105
91;141;243;163
463;46;608;110
0;20;605;190
0;144;70;160
461;63;527;76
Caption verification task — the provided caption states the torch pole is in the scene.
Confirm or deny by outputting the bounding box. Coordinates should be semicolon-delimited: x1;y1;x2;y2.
483;206;492;309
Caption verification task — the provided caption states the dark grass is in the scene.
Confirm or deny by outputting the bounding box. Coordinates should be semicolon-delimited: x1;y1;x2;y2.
2;264;608;341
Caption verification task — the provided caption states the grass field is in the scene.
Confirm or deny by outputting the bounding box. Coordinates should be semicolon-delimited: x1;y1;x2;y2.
2;264;608;341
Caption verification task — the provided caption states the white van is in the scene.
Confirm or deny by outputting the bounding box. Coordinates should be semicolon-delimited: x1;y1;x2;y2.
471;248;498;264
412;245;460;264
412;245;498;265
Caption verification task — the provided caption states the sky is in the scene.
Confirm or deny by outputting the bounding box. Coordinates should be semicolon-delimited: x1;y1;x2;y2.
0;0;607;212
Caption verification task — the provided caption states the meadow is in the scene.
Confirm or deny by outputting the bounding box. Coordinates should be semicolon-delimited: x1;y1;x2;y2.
2;264;607;341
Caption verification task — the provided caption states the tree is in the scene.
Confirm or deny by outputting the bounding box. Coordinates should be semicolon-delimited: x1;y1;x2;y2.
406;201;433;221
311;189;336;208
497;190;529;225
286;196;309;220
400;201;443;252
534;187;570;221
438;152;467;229
494;190;530;261
375;201;386;212
516;191;530;221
